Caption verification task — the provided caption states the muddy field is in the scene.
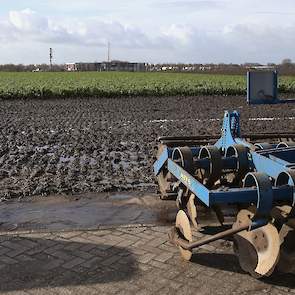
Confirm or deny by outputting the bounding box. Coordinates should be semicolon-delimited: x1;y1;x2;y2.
0;96;294;199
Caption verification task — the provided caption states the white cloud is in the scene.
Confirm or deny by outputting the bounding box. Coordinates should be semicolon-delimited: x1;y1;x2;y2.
9;8;48;32
1;9;156;49
1;3;295;64
161;24;193;45
162;0;226;10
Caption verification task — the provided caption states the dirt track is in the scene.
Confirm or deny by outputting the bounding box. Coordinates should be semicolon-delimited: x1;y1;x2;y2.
0;96;294;199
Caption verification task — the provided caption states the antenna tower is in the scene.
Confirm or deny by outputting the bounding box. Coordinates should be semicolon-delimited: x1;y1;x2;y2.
49;48;53;70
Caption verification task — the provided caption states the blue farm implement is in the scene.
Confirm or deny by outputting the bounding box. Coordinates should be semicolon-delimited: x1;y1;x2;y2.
153;111;295;278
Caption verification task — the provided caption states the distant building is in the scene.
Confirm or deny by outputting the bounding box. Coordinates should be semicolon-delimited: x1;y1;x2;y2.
65;63;77;71
64;61;147;72
75;63;101;71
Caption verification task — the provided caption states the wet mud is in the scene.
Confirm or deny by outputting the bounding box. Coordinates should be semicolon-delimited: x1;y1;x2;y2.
0;192;179;231
0;96;294;199
0;192;234;232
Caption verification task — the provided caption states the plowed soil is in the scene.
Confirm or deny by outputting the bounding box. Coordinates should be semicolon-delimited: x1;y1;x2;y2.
0;96;294;199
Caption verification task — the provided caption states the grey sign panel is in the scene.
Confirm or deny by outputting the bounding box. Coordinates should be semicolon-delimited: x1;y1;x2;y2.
247;71;278;104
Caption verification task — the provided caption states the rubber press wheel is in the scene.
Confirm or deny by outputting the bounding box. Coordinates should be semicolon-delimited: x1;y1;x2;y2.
175;210;193;261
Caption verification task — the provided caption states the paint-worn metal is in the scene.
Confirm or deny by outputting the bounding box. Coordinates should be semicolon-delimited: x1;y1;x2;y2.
153;110;295;277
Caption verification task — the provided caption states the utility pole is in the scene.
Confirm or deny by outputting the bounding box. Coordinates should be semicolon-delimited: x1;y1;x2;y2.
49;48;53;71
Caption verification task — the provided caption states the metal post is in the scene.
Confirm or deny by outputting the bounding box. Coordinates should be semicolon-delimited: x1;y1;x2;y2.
49;48;53;71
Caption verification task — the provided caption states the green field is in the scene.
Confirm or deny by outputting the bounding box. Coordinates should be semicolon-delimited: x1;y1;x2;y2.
1;71;295;99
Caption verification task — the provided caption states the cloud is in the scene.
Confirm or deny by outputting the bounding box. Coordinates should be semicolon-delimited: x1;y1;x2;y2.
1;7;295;64
9;8;48;32
0;9;155;49
161;24;194;45
158;0;226;10
254;11;295;16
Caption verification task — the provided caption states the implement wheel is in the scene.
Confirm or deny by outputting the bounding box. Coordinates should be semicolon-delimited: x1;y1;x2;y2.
233;209;280;278
196;146;222;187
156;144;177;200
277;223;295;273
274;171;295;273
175;210;193;261
225;144;249;184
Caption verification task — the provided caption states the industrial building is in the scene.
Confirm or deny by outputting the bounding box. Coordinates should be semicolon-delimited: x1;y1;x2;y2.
65;61;147;72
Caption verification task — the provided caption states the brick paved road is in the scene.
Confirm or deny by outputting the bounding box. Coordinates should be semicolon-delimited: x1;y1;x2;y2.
0;225;294;295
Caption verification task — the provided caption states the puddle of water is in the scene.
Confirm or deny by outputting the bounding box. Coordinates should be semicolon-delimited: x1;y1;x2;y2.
0;193;237;233
0;193;173;232
108;193;137;201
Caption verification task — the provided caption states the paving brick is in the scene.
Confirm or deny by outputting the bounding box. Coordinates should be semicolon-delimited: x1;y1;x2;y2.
81;233;106;244
6;248;27;258
147;236;168;247
50;251;74;262
0;246;11;256
43;258;64;271
79;243;98;252
56;231;83;240
140;244;164;255
62;257;85;269
148;259;170;270
71;249;94;260
111;230;124;236
1;240;27;251
17;239;39;249
118;227;146;235
0;225;292;295
91;229;112;236
158;243;179;253
14;254;34;262
0;255;18;264
129;248;146;255
44;243;68;255
101;255;122;266
137;253;156;264
117;239;136;248
154;252;174;263
26;245;48;256
81;257;103;269
120;233;141;242
136;232;155;240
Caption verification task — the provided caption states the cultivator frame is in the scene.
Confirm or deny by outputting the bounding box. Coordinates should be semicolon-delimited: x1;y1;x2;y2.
153;111;295;277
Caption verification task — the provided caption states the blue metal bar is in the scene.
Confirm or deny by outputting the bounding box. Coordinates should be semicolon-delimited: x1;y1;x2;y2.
167;158;293;207
153;147;169;176
167;159;210;206
209;185;292;204
269;154;292;166
251;152;292;179
154;146;201;176
258;146;295;159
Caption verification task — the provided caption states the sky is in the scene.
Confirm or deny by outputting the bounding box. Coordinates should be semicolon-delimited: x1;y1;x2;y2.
1;0;295;64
